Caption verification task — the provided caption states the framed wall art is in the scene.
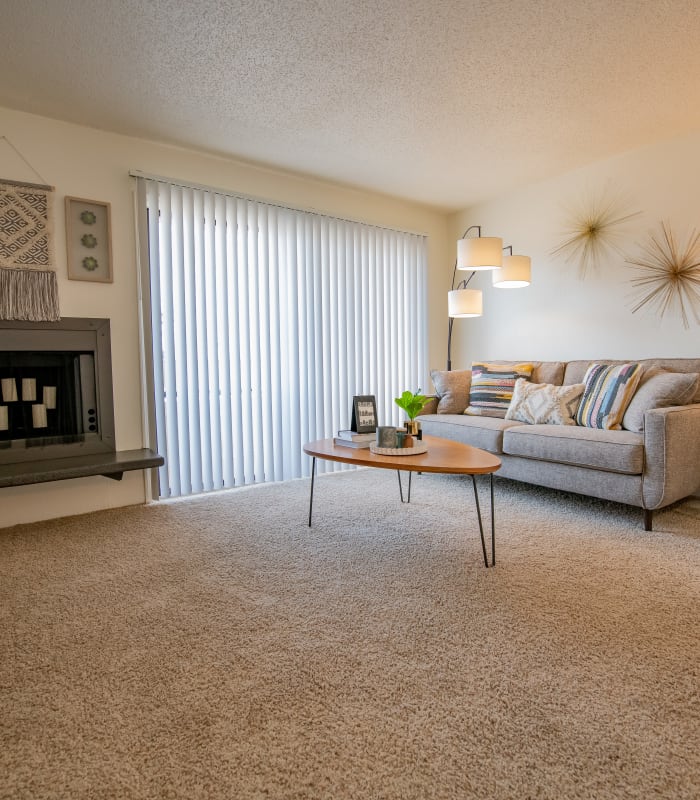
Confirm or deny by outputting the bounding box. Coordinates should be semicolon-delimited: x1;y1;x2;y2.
65;196;113;283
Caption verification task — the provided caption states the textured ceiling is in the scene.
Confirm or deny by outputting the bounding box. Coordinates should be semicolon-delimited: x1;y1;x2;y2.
1;0;700;211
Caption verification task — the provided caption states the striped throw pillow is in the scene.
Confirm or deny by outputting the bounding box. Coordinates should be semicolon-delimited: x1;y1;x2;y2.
575;363;643;430
465;362;534;418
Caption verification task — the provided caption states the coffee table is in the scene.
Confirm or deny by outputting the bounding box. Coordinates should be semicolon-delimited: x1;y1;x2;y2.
303;435;502;567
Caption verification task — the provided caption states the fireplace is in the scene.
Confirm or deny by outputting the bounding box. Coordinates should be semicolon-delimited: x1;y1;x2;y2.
0;318;116;464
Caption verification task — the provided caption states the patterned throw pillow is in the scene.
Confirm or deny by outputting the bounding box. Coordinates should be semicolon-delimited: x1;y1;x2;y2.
505;379;585;425
575;363;643;430
464;362;534;418
430;369;471;414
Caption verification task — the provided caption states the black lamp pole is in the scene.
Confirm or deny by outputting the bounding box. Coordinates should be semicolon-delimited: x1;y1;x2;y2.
446;225;481;371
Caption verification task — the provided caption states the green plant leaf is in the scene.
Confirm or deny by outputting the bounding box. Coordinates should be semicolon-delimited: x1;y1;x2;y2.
394;388;429;420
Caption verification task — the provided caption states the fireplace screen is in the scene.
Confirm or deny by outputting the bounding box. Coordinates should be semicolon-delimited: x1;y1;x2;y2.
0;351;98;443
0;318;115;464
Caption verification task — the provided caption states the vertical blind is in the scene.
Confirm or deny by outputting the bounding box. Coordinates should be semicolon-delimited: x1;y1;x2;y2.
138;176;428;499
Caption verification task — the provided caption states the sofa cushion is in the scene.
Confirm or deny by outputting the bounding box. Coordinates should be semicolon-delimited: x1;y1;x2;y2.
563;358;700;401
531;361;566;386
575;362;643;430
506;379;585;425
465;362;534;418
430;369;471;414
419;414;520;454
503;425;644;475
622;369;699;432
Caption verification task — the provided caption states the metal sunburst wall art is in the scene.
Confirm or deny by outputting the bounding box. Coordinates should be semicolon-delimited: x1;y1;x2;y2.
626;221;700;329
550;191;641;278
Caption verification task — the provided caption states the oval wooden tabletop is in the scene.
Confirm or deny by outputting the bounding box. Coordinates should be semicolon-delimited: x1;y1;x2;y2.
303;435;501;475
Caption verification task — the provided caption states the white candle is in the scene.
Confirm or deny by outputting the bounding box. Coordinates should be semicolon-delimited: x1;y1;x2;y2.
0;406;7;431
32;404;47;429
22;378;36;402
1;378;18;402
43;386;57;409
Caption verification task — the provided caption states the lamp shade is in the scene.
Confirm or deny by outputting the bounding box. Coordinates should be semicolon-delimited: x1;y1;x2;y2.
457;236;503;270
492;254;531;288
448;288;483;317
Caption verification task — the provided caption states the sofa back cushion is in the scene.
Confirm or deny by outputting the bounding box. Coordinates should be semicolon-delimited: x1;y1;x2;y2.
565;358;700;402
531;361;566;385
563;359;627;385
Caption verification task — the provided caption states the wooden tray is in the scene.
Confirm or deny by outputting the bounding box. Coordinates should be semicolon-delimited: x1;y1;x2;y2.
369;442;428;456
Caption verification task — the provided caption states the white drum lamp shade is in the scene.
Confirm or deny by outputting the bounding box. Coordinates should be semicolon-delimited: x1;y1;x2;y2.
448;288;483;317
492;255;531;288
457;236;503;270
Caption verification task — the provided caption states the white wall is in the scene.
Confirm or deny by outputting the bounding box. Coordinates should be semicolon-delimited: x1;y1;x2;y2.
0;106;448;527
447;132;700;369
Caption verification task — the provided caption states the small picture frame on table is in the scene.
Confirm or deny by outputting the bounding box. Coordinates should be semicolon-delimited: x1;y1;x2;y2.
351;395;378;433
65;196;113;283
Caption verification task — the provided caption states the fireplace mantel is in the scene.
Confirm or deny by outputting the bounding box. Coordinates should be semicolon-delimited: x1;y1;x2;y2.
0;448;163;488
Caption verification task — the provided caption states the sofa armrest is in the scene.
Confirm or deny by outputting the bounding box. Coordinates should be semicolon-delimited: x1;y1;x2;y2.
419;395;439;416
642;403;700;509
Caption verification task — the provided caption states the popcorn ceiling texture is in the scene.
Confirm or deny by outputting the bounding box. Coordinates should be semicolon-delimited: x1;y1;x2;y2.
1;1;700;209
1;469;699;799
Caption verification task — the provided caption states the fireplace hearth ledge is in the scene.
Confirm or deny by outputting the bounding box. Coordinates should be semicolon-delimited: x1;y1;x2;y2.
0;448;164;488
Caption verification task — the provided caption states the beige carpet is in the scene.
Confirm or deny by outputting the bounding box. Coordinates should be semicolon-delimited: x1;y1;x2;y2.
1;470;699;800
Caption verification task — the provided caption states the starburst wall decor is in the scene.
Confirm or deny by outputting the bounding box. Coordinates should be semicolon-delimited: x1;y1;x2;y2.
550;191;640;278
626;222;700;329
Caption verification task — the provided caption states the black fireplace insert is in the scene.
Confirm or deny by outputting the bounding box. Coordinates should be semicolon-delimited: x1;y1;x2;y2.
0;318;115;464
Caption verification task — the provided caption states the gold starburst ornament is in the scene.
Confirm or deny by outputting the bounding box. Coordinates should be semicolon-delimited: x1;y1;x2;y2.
626;222;700;329
551;192;640;278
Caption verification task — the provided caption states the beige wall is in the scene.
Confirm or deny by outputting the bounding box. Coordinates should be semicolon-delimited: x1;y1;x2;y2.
0;106;448;527
447;131;700;369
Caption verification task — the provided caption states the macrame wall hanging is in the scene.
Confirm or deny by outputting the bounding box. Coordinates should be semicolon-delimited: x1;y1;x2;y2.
0;136;60;321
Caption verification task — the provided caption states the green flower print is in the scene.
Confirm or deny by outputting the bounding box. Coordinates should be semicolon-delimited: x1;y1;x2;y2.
80;210;97;225
82;256;99;272
81;233;98;248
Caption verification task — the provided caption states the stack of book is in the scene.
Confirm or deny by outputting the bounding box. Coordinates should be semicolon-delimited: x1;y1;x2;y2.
333;429;375;448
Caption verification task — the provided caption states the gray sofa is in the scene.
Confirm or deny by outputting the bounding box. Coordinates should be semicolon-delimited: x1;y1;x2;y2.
418;358;700;530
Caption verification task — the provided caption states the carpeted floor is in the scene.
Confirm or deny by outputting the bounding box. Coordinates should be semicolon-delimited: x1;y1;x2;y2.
1;470;699;800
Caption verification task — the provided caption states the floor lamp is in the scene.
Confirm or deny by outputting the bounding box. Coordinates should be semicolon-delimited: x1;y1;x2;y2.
446;228;531;370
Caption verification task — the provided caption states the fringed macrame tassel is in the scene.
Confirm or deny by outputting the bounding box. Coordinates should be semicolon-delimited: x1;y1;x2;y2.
0;268;60;322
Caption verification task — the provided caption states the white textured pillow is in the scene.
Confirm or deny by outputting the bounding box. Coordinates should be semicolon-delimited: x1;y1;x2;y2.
505;379;586;426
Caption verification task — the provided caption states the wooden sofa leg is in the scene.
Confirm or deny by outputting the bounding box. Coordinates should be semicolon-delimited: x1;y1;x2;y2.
643;509;653;531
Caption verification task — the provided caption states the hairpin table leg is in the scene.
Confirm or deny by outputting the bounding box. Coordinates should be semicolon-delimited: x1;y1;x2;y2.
308;457;316;526
396;471;413;503
471;474;489;568
490;473;495;566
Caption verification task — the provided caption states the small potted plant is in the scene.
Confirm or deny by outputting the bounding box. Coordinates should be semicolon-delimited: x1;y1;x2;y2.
394;389;429;437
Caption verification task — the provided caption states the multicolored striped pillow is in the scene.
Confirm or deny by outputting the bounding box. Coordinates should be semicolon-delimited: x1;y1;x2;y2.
465;362;534;418
575;363;643;430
